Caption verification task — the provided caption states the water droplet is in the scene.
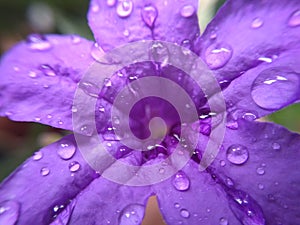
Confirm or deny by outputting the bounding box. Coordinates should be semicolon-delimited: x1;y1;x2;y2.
99;106;106;112
123;29;130;37
256;167;265;175
90;43;105;62
258;57;273;63
119;204;145;225
26;34;52;51
28;70;37;78
220;160;226;167
288;10;300;27
226;177;234;187
242;112;257;121
107;0;116;6
71;106;78;113
150;42;169;66
69;161;81;172
71;35;81;44
174;203;180;208
272;142;281;150
180;5;195;17
258;183;264;190
80;125;94;136
181;39;192;55
33;151;43;161
229;189;266;225
141;5;158;28
57;141;76;160
41;167;50;176
172;171;190;191
226;120;239;130
251;67;300;110
159;168;165;174
219;217;228;225
205;43;233;69
180;209;190;218
39;64;56;76
251;18;263;28
0;201;20;225
79;81;100;98
116;0;133;18
226;144;249;165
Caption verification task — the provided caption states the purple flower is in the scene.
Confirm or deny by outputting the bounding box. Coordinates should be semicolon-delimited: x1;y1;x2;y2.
1;0;300;224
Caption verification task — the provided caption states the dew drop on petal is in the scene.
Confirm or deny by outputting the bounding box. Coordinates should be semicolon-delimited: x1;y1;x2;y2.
288;10;300;27
123;29;130;37
258;183;264;190
33;151;43;161
141;5;158;28
172;171;190;191
57;141;76;160
251;67;300;110
180;209;190;218
205;43;233;69
119;204;145;225
226;144;249;165
180;5;195;18
256;167;265;175
220;160;226;167
90;43;105;62
79;81;100;98
69;161;81;172
91;2;100;13
41;167;50;176
39;64;56;76
28;70;37;78
219;217;228;225
0;200;20;225
242;112;257;121
272;142;281;150
107;0;116;6
116;0;133;18
251;18;263;29
174;203;180;208
26;34;52;51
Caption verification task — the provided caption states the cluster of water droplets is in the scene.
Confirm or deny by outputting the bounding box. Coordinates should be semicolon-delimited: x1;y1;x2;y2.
32;140;81;178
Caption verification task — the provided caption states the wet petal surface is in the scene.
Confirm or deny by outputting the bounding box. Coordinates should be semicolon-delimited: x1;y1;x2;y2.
0;35;94;131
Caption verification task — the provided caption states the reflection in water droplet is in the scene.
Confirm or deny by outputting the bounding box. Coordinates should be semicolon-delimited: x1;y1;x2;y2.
91;2;100;13
258;183;264;190
116;0;133;18
180;5;195;18
141;5;158;28
205;43;233;69
41;167;50;176
172;171;190;191
57;141;76;160
26;34;52;51
180;209;190;218
251;18;263;28
0;200;20;225
174;203;180;208
69;161;81;172
119;204;145;225
288;10;300;27
226;144;249;165
251;67;300;110
28;70;38;78
71;35;81;44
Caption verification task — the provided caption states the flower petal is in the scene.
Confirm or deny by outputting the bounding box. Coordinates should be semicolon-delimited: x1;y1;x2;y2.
211;120;300;224
223;49;300;121
88;0;200;51
195;0;300;82
61;177;151;225
152;160;240;225
0;134;98;225
0;34;94;131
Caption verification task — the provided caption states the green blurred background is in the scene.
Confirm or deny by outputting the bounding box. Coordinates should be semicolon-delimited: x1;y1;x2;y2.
0;2;299;224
